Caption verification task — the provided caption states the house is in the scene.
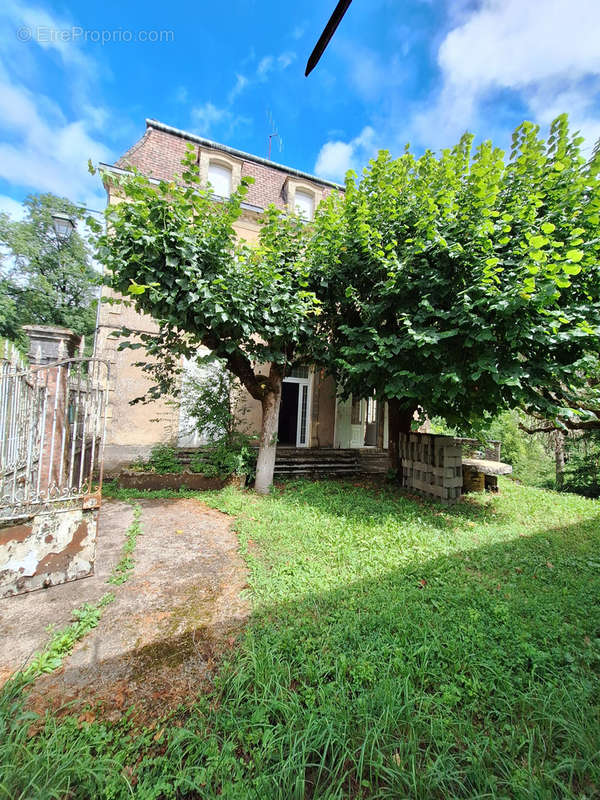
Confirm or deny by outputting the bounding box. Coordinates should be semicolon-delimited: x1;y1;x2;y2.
95;119;390;473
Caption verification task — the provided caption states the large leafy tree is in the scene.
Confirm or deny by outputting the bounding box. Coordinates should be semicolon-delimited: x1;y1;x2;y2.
95;145;319;493
0;194;99;346
310;115;600;466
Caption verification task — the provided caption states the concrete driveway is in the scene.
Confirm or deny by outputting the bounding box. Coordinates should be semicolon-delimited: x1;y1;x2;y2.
0;497;249;720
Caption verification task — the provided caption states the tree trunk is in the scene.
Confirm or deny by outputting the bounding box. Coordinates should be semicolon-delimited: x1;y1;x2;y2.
254;368;283;495
387;398;417;473
555;431;565;491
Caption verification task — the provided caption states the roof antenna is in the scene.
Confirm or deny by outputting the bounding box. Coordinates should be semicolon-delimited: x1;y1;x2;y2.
267;110;284;160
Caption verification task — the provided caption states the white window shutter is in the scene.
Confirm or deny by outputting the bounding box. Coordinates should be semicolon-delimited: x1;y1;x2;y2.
295;189;314;220
208;162;232;198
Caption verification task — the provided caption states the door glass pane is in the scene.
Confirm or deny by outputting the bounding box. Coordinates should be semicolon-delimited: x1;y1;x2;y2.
351;396;362;424
299;385;308;445
366;396;377;423
288;365;309;379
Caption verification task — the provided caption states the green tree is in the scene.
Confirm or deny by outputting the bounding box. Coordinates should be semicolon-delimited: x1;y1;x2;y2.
0;194;99;347
95;145;319;493
310;115;600;467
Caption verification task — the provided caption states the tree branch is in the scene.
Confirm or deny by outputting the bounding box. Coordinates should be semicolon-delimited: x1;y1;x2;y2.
520;418;600;434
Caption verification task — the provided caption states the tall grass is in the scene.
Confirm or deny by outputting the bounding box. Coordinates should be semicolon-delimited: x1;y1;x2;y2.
2;479;599;798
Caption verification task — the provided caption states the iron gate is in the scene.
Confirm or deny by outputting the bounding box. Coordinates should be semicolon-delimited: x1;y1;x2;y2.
0;351;110;521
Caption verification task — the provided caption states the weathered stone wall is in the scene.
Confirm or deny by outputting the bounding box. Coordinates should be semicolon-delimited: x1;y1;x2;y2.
97;120;342;463
0;507;97;598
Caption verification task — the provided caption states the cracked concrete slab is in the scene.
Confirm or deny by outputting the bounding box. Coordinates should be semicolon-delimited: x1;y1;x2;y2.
0;498;249;720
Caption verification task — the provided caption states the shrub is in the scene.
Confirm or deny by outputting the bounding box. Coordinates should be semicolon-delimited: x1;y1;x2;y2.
142;444;182;474
563;431;600;497
189;438;257;479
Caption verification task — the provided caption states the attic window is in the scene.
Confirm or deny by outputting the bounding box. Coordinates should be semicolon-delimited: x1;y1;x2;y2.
294;188;314;220
208;161;232;198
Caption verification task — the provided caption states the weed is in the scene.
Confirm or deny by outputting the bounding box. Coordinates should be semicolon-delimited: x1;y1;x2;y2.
14;593;115;685
108;505;143;586
2;480;600;799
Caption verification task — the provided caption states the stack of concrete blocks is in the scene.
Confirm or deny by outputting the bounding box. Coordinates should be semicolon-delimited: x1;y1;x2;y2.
399;432;463;504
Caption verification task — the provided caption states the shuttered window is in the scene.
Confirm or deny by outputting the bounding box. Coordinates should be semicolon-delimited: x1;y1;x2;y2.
208;162;232;198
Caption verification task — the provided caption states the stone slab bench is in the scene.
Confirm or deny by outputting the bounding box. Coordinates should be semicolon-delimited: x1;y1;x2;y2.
462;458;513;476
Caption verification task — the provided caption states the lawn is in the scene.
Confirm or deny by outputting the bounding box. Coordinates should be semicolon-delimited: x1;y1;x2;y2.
2;479;600;799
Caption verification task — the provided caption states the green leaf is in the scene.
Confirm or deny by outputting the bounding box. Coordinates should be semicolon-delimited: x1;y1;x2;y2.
529;235;548;249
566;249;584;263
541;222;556;234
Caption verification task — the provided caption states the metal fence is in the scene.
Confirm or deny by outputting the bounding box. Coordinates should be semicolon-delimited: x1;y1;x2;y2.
0;351;109;521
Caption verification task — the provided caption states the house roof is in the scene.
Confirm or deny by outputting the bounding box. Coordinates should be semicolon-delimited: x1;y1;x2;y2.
144;118;344;192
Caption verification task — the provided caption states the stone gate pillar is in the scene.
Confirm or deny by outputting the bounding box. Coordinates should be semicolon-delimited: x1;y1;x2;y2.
23;326;81;493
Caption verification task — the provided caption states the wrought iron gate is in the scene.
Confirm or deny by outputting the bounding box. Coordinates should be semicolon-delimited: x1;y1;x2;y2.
0;350;110;521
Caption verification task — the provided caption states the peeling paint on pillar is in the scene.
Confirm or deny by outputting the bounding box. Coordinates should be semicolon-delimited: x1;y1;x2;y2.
0;508;97;598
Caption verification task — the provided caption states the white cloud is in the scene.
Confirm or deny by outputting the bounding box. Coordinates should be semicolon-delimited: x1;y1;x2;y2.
228;73;248;104
323;0;600;167
333;40;407;101
256;51;296;81
0;80;111;209
438;0;599;91
0;194;25;219
2;0;86;70
315;126;377;181
411;0;600;150
191;101;250;139
1;0;109;111
0;2;113;209
191;102;230;132
257;56;274;80
527;80;600;148
277;51;296;70
174;86;189;104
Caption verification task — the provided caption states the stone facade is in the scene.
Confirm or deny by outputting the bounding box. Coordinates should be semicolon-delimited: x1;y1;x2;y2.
96;119;386;472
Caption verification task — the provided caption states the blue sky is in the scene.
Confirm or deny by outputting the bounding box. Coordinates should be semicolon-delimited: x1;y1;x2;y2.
1;0;599;217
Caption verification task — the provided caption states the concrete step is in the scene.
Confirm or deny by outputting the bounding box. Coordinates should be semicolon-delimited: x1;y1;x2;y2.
177;447;390;477
274;447;360;477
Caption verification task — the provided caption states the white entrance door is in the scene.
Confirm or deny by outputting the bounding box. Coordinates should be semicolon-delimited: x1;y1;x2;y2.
350;396;365;447
283;366;312;448
335;394;365;448
334;396;351;448
335;394;381;448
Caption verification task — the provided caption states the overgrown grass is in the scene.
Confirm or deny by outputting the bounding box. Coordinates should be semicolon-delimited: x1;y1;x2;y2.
2;480;599;799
